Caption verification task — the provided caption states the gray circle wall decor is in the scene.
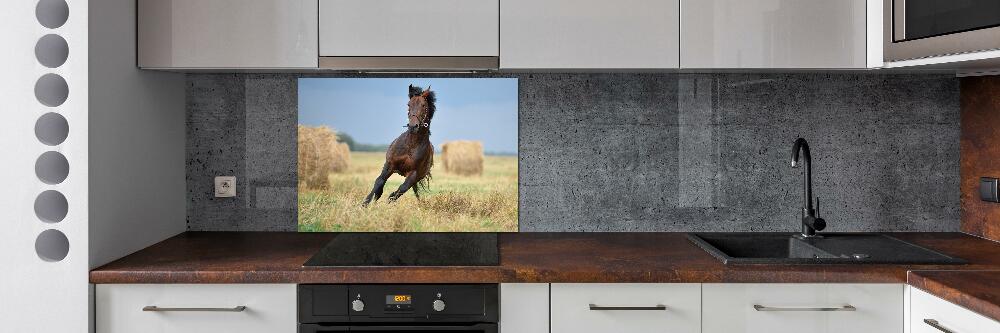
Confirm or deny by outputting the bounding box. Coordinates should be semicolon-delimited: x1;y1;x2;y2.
34;73;69;107
35;112;69;146
34;190;68;223
35;151;69;184
35;229;69;262
35;0;69;29
35;34;69;68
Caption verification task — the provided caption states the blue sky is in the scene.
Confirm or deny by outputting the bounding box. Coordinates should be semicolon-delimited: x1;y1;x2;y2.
298;78;518;155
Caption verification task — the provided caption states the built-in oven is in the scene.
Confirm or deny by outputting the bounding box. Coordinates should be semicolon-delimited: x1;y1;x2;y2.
884;0;1000;61
298;284;498;333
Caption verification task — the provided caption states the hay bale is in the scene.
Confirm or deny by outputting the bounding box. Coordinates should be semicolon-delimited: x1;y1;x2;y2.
441;140;484;176
298;125;351;188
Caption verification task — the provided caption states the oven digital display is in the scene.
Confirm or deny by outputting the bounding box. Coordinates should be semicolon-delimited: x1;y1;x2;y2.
386;295;412;305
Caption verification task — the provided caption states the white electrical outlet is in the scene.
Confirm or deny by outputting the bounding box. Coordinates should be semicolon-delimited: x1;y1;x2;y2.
215;176;236;198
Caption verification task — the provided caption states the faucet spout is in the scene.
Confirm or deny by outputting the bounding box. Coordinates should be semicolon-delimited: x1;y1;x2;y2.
791;138;825;237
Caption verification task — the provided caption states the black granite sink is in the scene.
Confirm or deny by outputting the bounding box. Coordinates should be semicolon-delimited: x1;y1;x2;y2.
687;233;966;265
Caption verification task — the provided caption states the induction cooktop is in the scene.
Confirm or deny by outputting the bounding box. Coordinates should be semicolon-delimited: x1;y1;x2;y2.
303;233;499;266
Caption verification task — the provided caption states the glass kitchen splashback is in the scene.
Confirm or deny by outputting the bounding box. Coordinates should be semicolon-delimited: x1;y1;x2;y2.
297;78;518;232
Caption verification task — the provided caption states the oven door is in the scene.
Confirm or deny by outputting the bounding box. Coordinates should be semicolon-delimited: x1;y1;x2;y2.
300;323;498;333
885;0;1000;61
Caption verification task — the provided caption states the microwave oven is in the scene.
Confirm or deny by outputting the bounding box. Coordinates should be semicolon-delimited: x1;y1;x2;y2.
884;0;1000;62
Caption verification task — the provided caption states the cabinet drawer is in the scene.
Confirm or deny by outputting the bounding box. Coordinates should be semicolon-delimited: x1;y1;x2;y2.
551;283;700;333
910;287;1000;333
702;283;903;333
96;284;296;333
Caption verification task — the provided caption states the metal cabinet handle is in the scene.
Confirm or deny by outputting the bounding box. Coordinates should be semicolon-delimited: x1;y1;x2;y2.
589;304;667;311
753;304;856;312
924;319;955;333
142;306;247;312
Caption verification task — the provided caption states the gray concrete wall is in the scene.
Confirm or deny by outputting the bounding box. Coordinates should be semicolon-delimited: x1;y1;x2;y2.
186;73;960;232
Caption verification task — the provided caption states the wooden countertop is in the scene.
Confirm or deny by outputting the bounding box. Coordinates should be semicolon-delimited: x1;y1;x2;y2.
89;231;1000;321
91;232;1000;284
908;270;1000;322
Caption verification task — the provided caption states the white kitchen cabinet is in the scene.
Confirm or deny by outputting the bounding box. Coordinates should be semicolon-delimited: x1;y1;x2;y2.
96;284;297;333
702;283;903;333
501;0;680;69
500;283;548;333
680;0;870;68
138;0;318;69
910;286;1000;333
319;0;499;57
551;283;700;333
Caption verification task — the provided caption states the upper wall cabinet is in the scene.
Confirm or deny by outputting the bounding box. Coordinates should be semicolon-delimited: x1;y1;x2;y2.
138;0;318;69
500;0;680;69
680;0;872;69
319;0;500;70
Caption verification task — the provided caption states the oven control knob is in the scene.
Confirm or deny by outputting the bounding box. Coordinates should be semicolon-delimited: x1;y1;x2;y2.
351;299;365;312
432;299;446;312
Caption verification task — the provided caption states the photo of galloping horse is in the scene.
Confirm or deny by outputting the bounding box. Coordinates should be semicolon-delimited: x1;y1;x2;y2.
298;78;517;232
363;85;436;206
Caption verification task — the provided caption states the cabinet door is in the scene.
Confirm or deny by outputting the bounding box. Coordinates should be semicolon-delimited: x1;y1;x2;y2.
910;287;1000;333
138;0;318;68
96;284;297;333
551;283;700;333
680;0;867;68
319;0;499;57
702;283;903;333
501;0;680;69
500;283;548;333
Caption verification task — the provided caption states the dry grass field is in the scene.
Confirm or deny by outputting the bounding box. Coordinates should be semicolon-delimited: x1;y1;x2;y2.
298;151;518;232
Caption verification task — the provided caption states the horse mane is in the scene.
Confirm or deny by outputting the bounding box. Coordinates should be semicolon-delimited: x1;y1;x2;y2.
408;85;436;121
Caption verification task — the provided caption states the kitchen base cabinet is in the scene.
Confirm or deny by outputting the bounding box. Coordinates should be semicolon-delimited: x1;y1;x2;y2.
500;283;548;333
551;283;701;333
702;283;903;333
96;284;296;333
910;287;1000;333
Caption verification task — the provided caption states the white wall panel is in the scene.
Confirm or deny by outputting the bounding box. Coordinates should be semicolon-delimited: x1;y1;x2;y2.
0;0;89;331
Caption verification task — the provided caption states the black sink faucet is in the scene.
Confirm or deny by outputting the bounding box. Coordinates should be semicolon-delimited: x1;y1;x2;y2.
791;138;826;237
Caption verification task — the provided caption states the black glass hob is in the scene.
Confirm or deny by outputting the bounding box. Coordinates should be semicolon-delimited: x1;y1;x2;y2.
303;233;499;266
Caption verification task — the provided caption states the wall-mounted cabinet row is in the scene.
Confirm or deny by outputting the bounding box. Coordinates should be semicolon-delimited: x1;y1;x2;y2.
138;0;881;70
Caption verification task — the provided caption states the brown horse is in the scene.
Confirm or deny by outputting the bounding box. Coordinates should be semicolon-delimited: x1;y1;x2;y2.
362;85;435;206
